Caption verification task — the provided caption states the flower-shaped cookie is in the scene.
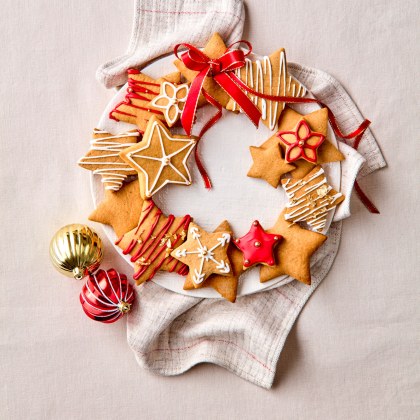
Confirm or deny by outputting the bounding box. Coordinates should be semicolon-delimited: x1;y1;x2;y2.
277;119;325;163
150;82;189;127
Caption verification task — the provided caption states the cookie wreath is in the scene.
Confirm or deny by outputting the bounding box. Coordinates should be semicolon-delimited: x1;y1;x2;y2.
80;33;368;302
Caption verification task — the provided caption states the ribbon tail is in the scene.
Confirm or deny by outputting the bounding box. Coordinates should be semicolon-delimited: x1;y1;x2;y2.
354;181;380;214
215;73;261;128
181;68;209;136
193;91;224;189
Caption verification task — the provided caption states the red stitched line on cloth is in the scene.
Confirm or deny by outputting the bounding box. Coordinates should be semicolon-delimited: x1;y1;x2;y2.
138;8;243;21
138;337;274;372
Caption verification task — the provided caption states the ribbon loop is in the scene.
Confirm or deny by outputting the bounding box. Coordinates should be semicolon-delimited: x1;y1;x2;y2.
174;42;261;136
173;39;379;213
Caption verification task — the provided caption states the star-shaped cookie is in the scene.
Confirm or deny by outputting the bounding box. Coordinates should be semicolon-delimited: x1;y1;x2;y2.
282;165;345;232
259;209;327;285
182;220;244;302
247;143;295;188
88;178;144;238
234;220;282;269
261;107;345;178
226;48;306;130
171;222;232;288
116;200;191;285
119;116;196;199
109;70;181;131
78;129;140;191
173;32;231;107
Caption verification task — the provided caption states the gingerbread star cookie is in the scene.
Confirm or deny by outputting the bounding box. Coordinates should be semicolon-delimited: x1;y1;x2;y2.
261;107;345;178
173;32;231;107
119;116;196;199
89;178;144;238
116;200;191;285
171;222;232;288
259;209;327;285
182;220;244;302
109;70;181;131
226;48;306;130
282;166;345;232
149;81;189;127
247;143;295;188
78;129;140;191
234;220;282;269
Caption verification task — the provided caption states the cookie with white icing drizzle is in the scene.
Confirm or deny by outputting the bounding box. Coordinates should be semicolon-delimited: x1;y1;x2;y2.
226;49;306;130
171;222;232;288
119;116;196;199
78;129;140;191
281;165;345;232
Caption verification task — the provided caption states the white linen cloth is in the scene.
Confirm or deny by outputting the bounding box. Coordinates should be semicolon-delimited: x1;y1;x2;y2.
96;0;245;88
97;0;386;388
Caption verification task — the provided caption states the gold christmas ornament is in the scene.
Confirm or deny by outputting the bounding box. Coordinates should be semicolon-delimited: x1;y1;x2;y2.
49;224;103;280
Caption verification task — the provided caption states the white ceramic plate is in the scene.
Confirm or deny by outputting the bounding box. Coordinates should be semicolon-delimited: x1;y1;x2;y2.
92;53;341;298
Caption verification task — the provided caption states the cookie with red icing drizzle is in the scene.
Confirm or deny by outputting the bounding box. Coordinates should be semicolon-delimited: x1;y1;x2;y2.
115;199;191;285
234;220;281;269
109;70;181;132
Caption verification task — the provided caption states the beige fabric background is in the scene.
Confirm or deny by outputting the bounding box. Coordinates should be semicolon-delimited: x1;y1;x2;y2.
1;0;418;419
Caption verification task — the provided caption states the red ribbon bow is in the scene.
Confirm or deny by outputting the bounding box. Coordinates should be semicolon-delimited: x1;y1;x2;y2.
174;41;261;136
172;40;379;214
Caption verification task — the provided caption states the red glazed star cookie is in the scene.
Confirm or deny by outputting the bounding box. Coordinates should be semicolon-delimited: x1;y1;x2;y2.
116;200;191;285
226;48;306;130
171;222;232;288
282;165;345;232
149;81;189;127
78;129;140;191
277;119;325;163
119;116;196;199
109;70;181;131
234;220;282;269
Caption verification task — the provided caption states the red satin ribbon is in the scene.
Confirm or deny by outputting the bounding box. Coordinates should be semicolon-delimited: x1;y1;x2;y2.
174;41;261;136
232;77;379;213
193;90;224;189
173;41;379;213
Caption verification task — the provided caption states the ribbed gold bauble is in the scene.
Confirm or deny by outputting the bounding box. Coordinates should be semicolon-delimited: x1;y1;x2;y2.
49;224;103;280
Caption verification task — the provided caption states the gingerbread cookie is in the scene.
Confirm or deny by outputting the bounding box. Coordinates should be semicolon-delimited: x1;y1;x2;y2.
247;143;295;188
171;222;231;287
78;129;140;191
182;220;244;302
261;107;345;178
89;178;143;238
109;70;181;131
149;81;189;127
259;209;327;285
115;200;191;285
234;220;282;269
226;49;306;130
278;119;325;163
282;166;345;232
119;116;196;199
174;32;231;107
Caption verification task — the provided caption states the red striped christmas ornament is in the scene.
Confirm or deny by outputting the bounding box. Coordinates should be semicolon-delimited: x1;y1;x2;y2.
80;268;135;323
